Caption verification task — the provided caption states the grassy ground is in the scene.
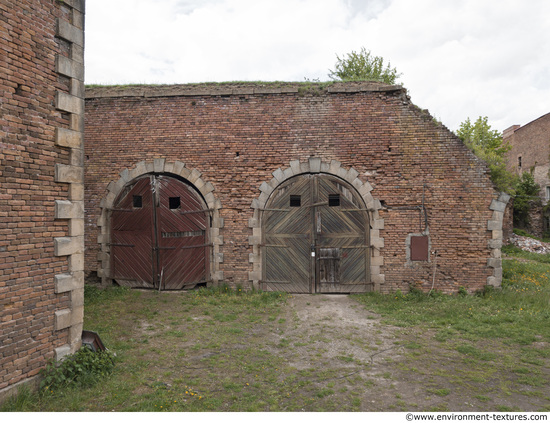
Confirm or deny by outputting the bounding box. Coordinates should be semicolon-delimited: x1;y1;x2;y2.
355;246;550;347
351;246;550;411
2;247;549;412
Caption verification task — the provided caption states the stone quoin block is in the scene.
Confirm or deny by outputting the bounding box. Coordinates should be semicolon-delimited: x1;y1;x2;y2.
56;92;84;115
56;19;84;46
55;164;84;184
56;55;85;81
55;127;83;149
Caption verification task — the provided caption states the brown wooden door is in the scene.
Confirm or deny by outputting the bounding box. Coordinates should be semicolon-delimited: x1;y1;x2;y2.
262;175;313;293
111;175;209;289
262;174;370;293
315;175;370;293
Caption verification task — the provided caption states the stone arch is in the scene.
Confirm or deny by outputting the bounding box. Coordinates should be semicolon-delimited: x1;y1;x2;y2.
97;159;224;286
248;158;385;291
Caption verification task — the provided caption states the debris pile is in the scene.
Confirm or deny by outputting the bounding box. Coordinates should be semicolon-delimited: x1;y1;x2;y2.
507;233;550;254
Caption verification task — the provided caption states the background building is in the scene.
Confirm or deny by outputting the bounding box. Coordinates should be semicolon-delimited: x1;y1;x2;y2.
504;112;550;236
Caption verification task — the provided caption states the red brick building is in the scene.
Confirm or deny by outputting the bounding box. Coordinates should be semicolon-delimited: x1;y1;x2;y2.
85;83;508;295
504;113;550;237
0;0;85;400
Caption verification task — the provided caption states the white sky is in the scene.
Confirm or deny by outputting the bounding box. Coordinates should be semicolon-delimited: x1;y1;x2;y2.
84;0;550;133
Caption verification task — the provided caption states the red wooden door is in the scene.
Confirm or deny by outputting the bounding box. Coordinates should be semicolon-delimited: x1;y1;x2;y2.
156;175;209;290
111;175;209;289
111;176;155;288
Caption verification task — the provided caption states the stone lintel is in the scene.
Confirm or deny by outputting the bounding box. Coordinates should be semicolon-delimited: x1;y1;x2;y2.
487;258;502;269
55;272;83;293
487;220;501;231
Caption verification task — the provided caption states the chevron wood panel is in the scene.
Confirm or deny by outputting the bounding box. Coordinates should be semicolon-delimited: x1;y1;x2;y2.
157;176;209;289
111;175;209;290
111;176;155;287
262;174;371;293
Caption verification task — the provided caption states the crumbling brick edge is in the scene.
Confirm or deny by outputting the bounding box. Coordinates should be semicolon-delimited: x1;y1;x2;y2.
96;159;224;286
248;158;385;290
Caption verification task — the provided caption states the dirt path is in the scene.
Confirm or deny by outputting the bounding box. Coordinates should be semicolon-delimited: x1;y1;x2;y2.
277;294;402;369
264;294;549;412
271;294;409;411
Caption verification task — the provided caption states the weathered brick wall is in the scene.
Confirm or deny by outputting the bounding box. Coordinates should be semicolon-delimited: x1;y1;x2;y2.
0;0;85;400
85;82;503;295
505;112;550;196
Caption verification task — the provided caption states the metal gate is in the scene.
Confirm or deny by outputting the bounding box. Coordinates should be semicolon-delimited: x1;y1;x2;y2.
111;174;210;289
262;174;371;293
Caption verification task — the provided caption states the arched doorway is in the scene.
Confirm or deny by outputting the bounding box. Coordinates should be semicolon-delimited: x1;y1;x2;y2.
110;174;210;290
262;173;371;293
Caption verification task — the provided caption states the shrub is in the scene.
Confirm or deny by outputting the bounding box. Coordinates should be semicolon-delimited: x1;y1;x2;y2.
328;47;401;84
39;347;116;393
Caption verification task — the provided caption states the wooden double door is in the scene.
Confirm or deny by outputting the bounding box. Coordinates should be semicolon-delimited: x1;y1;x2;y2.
110;175;209;290
262;174;371;293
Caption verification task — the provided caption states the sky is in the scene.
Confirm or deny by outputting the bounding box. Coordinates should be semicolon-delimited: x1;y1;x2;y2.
84;0;550;133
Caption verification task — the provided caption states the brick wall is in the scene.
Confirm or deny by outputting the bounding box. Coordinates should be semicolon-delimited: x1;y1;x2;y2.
505;112;550;196
85;82;505;295
0;0;85;400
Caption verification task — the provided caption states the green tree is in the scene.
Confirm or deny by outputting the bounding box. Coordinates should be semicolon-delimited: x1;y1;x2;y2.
328;47;401;84
513;171;541;228
456;116;515;193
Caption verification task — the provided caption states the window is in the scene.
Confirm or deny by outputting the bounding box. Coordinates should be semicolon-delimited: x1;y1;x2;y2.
546;186;550;201
132;195;142;208
518;156;522;169
328;194;340;207
290;195;301;207
169;197;181;210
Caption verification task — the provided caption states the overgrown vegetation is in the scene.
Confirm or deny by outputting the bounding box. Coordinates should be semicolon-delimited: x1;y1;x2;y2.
39;347;116;393
456;116;515;193
328;47;402;84
456;116;544;235
513;171;542;229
